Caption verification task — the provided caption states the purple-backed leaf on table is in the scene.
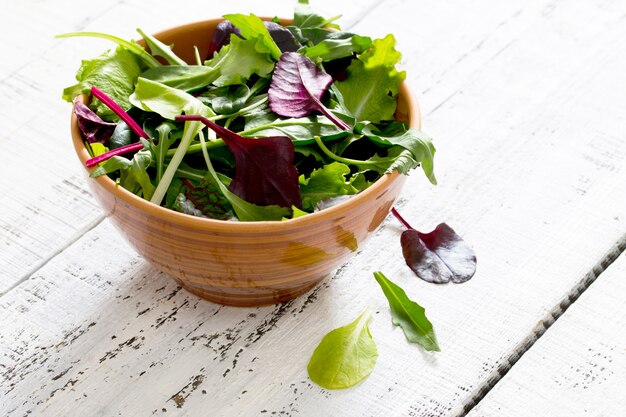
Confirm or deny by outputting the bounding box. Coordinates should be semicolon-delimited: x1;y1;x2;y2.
176;115;301;209
391;208;477;284
74;101;117;145
268;52;351;130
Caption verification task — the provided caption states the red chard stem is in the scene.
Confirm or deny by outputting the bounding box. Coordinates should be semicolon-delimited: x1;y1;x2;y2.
391;207;414;230
90;86;148;139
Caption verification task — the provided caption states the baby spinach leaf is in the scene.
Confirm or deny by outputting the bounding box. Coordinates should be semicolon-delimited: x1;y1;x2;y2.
392;208;477;284
336;34;406;123
74;101;116;145
269;52;351;130
201;84;251;114
223;13;282;60
176;115;301;209
63;46;143;121
110;121;132;149
293;0;340;30
307;310;378;389
299;162;358;211
373;271;440;351
243;112;346;145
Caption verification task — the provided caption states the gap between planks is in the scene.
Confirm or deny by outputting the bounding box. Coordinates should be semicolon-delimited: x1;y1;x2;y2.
0;214;105;298
454;233;626;416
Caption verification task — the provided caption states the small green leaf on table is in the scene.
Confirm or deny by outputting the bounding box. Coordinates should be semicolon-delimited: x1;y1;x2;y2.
373;271;440;352
308;310;378;389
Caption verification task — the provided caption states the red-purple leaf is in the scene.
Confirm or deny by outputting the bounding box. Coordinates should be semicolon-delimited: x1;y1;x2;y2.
392;208;476;283
176;115;301;208
207;20;240;58
74;101;116;145
268;52;351;130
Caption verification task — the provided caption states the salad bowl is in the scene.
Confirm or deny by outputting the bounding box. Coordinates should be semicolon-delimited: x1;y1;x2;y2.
70;18;420;306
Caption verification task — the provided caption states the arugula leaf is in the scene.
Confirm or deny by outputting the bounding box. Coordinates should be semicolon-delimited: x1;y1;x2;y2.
336;34;406;123
299;162;358;211
223;14;282;60
63;46;143;121
363;125;437;184
373;271;440;351
307;310;378;389
136;28;187;65
91;149;155;199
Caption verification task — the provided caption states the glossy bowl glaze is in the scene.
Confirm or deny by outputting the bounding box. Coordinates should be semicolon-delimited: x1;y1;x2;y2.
70;18;420;306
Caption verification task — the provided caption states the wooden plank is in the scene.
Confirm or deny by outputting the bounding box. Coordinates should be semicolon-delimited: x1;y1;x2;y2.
467;254;626;417
2;0;626;416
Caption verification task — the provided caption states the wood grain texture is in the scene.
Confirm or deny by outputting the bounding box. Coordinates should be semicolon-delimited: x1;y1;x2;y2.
467;254;626;417
2;0;626;416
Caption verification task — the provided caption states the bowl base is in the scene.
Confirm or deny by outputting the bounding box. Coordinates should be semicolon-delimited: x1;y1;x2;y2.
175;276;326;307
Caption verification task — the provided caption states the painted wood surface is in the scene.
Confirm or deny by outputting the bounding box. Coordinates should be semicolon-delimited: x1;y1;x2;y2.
1;0;625;416
468;254;626;417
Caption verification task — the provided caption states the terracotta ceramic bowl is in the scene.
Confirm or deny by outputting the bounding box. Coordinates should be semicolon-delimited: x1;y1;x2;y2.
70;19;420;306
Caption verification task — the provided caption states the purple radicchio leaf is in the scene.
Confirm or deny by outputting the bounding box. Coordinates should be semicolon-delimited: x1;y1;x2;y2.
207;20;299;59
74;101;116;145
268;52;351;130
176;115;302;209
392;208;477;283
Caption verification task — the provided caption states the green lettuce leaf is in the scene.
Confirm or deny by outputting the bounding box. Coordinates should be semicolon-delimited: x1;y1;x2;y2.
62;46;143;121
208;34;275;86
299;162;358;211
336;34;406;123
307;310;378;389
223;14;282;60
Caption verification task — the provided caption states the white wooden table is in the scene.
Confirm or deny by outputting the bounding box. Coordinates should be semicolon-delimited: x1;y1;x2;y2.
2;0;625;416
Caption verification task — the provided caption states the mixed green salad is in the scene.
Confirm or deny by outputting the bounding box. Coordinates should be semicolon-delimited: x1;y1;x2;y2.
61;0;436;221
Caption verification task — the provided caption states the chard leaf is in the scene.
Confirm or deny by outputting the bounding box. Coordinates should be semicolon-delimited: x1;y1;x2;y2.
392;208;477;284
140;65;218;92
373;271;440;351
207;20;239;57
74;101;116;145
269;52;350;130
263;21;299;53
336;34;406;123
299;162;358;211
173;193;207;217
136;28;186;66
180;178;232;220
207;34;275;87
223;14;282;60
177;115;301;209
63;46;143;121
308;310;378;389
302;33;372;62
363;126;437;184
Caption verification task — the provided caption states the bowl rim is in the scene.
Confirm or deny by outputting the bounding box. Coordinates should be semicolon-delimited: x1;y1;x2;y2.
70;18;421;232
